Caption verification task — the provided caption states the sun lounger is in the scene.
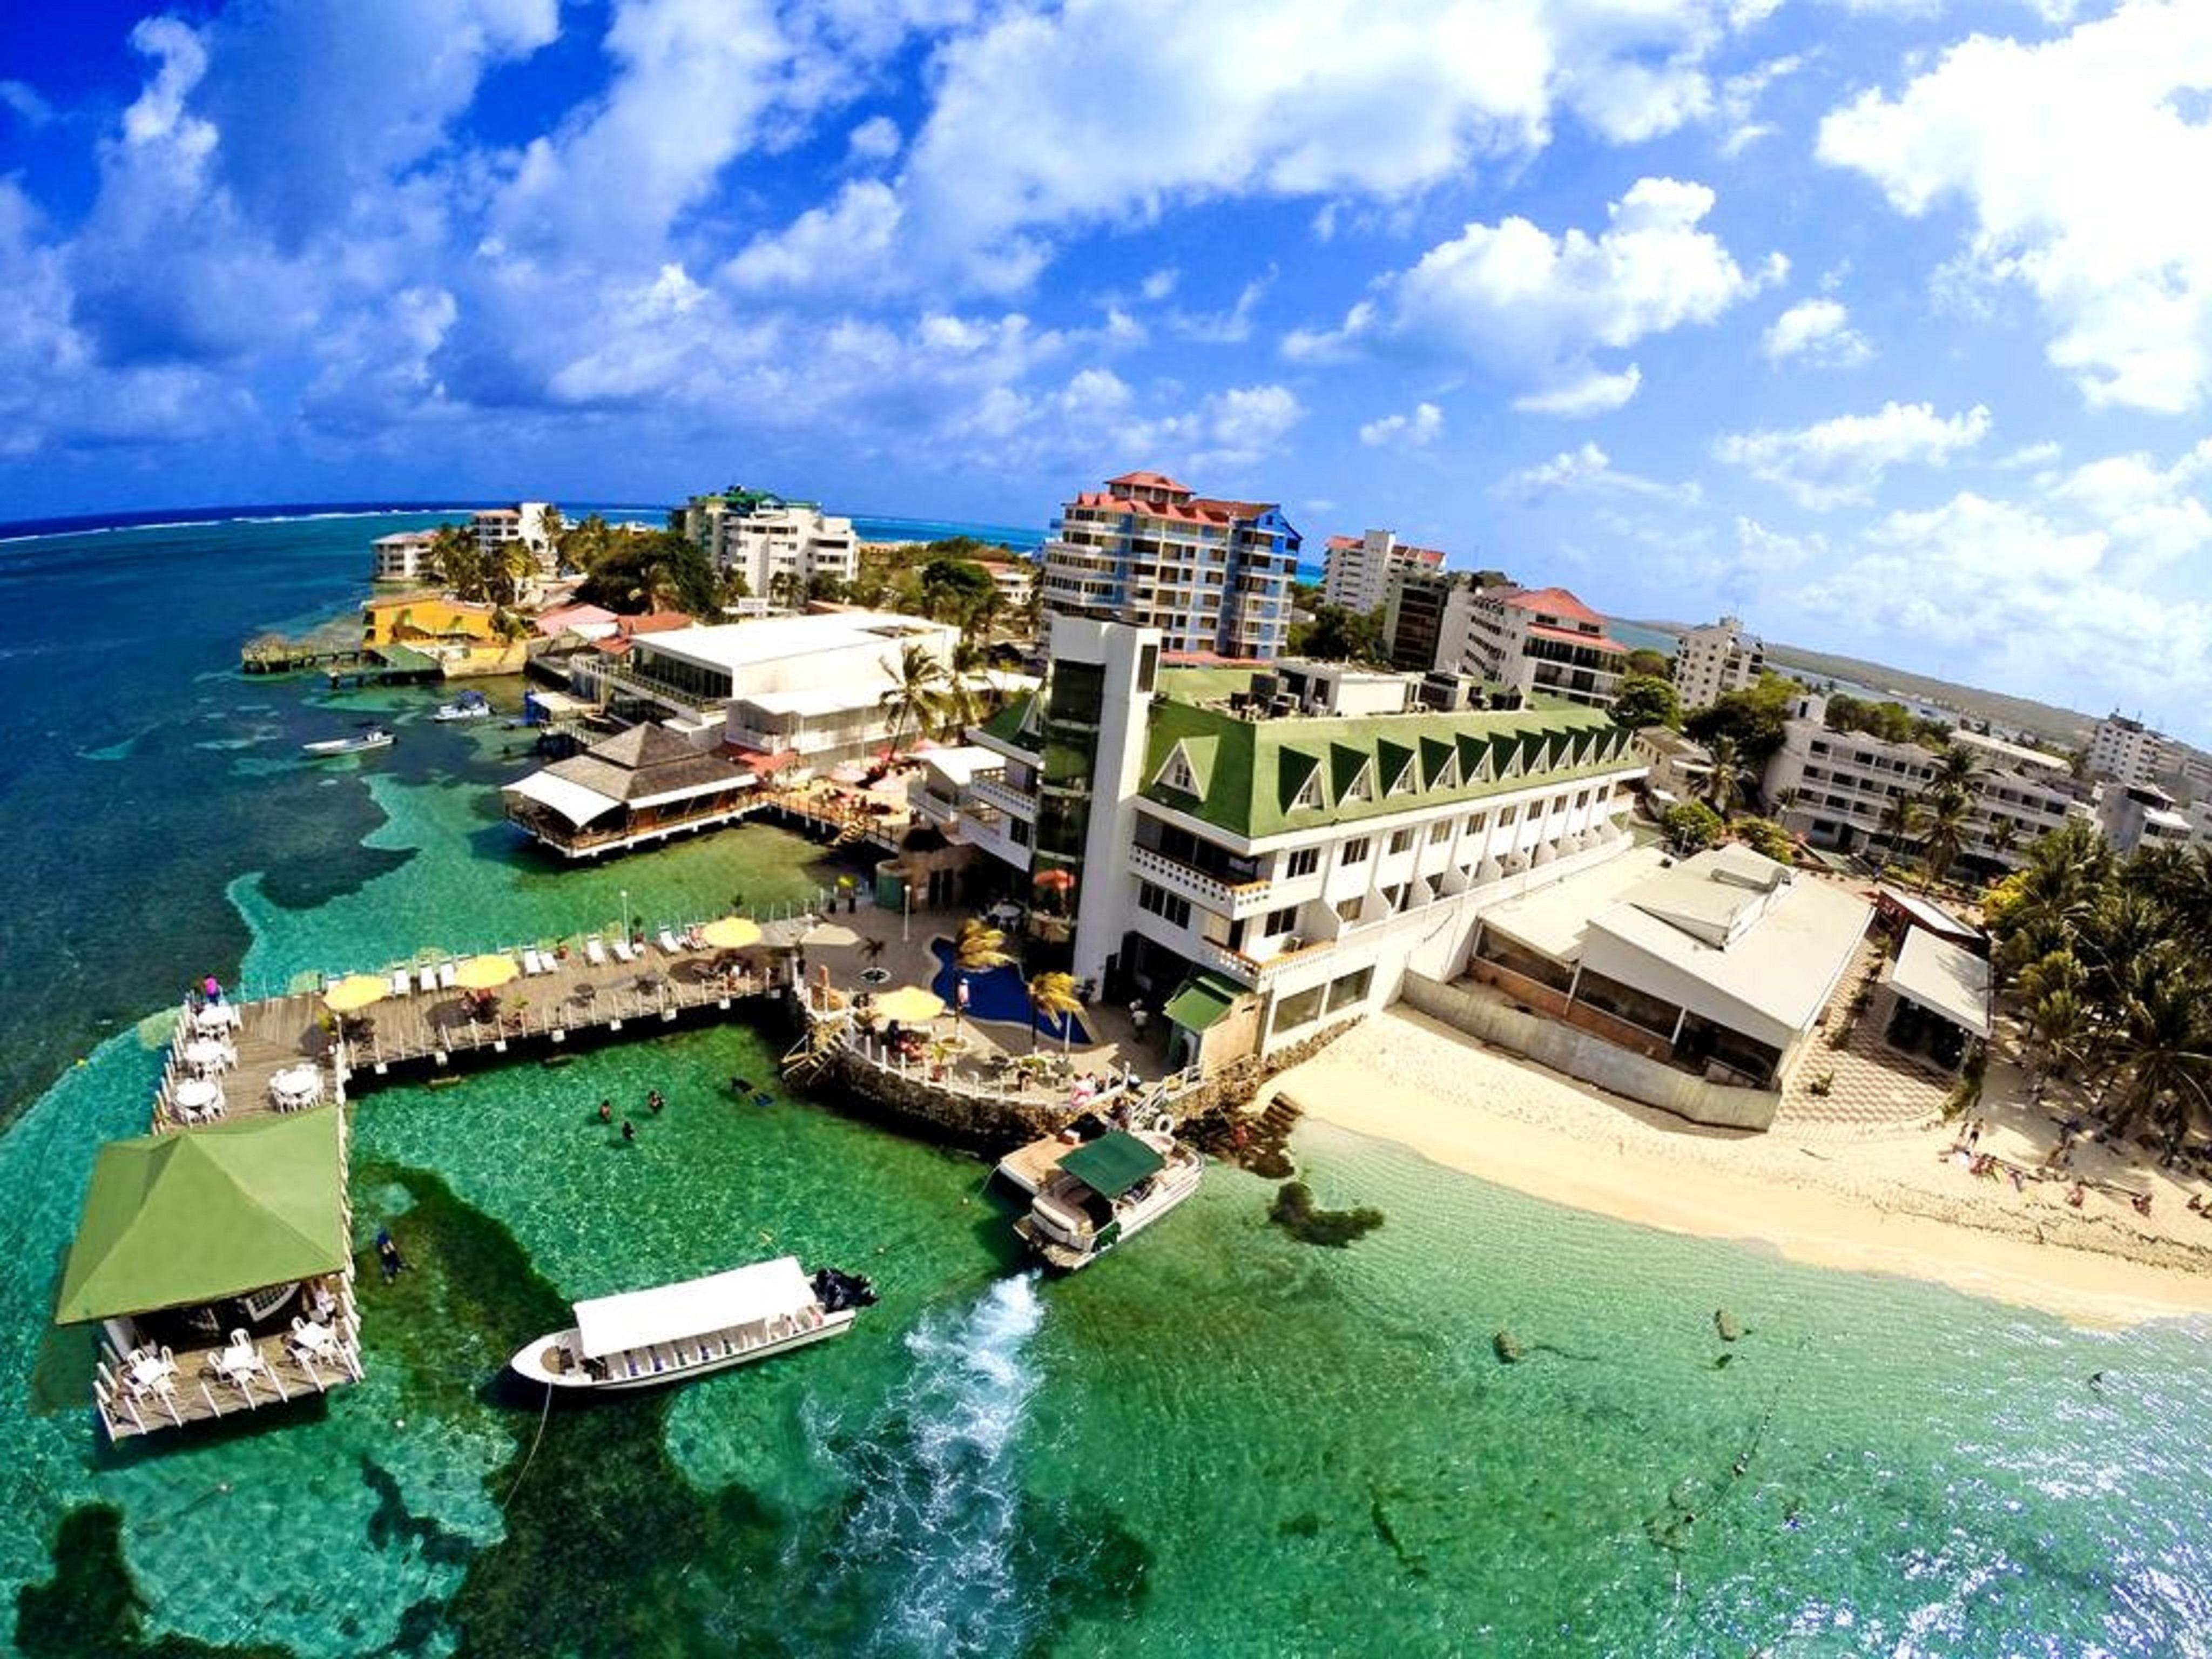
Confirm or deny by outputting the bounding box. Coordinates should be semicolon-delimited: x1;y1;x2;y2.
419;964;439;994
585;936;608;967
522;948;544;975
389;968;412;996
612;937;637;963
658;927;684;955
439;960;457;989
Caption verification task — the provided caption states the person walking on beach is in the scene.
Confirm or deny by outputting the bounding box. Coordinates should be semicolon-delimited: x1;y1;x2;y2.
1966;1118;1982;1150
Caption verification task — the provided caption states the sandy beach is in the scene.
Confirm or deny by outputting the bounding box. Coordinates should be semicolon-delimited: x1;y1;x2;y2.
1263;1008;2212;1328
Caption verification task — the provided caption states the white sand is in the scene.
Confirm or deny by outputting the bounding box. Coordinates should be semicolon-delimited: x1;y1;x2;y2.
1261;1009;2212;1329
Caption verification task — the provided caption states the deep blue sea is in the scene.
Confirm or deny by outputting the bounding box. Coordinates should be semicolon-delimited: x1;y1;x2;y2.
0;509;2207;1657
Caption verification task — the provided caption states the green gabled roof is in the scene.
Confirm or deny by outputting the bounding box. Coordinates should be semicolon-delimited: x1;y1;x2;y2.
1163;971;1244;1033
1137;697;1634;841
979;695;1035;744
55;1109;349;1324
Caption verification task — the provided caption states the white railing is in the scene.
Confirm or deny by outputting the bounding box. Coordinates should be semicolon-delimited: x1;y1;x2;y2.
1128;844;1276;918
968;774;1038;821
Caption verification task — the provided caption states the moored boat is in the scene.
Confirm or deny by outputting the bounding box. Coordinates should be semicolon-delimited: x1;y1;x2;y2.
507;1256;874;1391
301;728;395;756
1013;1129;1202;1271
433;690;491;721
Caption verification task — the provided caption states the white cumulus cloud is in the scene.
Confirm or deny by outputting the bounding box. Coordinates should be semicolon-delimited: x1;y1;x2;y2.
1762;298;1872;367
1818;0;2212;413
1290;177;1779;414
1359;401;1444;448
1495;441;1700;502
1715;400;1991;508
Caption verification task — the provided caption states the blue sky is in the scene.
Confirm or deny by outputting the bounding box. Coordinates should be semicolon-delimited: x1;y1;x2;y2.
4;1;2212;733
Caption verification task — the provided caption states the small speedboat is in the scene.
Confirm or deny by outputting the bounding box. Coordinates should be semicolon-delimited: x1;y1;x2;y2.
434;691;491;722
301;728;395;756
507;1257;874;1392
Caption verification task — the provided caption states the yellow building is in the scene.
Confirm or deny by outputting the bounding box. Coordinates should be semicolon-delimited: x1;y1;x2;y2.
361;593;502;648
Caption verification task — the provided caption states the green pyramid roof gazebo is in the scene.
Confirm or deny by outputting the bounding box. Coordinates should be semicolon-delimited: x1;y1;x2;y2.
55;1108;348;1325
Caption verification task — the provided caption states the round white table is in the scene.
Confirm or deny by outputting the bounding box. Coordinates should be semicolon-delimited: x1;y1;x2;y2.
172;1077;221;1118
192;1003;239;1034
269;1065;321;1110
181;1038;230;1074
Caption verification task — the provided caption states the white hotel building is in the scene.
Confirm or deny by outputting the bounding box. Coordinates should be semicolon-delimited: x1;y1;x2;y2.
1763;694;2094;871
1670;616;1764;711
914;617;1647;1067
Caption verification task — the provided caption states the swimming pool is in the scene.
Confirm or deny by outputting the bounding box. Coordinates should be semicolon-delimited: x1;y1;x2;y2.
928;939;1092;1044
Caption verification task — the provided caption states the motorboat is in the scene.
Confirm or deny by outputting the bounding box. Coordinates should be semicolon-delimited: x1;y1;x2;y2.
1013;1128;1202;1271
507;1257;874;1392
433;691;491;722
301;729;395;756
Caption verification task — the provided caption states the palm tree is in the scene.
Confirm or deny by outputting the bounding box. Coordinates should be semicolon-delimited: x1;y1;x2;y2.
1928;742;1984;800
1026;970;1082;1052
952;917;1010;1033
1988;814;2021;866
629;561;679;615
880;644;950;757
429;523;482;600
768;570;802;612
1701;734;1744;817
561;512;616;577
1919;788;1974;890
1876;792;1928;865
2026;985;2090;1092
490;607;533;664
2109;965;2212;1139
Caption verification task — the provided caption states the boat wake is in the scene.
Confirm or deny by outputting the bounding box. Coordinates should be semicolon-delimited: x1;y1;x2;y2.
830;1274;1049;1658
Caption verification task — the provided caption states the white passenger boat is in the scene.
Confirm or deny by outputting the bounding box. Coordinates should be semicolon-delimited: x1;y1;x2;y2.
301;729;395;756
507;1257;874;1392
1013;1129;1202;1272
433;691;490;721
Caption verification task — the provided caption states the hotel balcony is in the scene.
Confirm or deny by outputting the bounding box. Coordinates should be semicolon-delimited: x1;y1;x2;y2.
968;773;1039;822
1127;842;1277;919
1195;933;1334;992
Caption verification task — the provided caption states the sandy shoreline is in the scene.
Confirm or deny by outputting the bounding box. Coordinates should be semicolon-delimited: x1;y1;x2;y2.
1262;1009;2212;1330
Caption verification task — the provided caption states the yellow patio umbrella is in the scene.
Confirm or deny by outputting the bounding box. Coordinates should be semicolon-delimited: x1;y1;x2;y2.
323;974;388;1013
453;953;520;990
873;984;946;1023
699;915;763;949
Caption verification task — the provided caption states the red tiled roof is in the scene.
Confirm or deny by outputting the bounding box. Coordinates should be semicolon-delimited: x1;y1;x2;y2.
1105;470;1192;494
619;610;694;635
725;745;800;772
1528;621;1627;654
1324;534;1360;551
1401;545;1446;567
1502;585;1606;625
1069;490;1281;528
1194;497;1276;520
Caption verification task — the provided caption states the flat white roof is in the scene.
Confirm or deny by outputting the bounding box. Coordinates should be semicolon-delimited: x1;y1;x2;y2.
631;611;947;676
743;684;889;718
1952;727;2069;773
504;770;619;827
1888;929;1991;1039
1480;845;1670;962
1876;884;1982;942
575;1257;813;1359
922;744;1006;789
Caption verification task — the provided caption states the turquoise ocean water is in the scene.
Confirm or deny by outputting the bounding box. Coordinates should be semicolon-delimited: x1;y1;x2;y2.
0;511;2208;1656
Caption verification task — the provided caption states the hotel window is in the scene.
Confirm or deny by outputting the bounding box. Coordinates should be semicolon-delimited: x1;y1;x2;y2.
1428;821;1452;843
1498;804;1520;826
1137;880;1192;929
1341;836;1371;866
1262;906;1298;938
1285;846;1320;878
1387;827;1415;855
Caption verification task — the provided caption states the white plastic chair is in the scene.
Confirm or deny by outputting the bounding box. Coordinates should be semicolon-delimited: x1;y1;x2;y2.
658;928;684;955
419;965;438;994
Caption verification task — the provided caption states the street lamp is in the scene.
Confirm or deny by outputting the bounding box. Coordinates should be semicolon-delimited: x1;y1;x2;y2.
620;888;630;943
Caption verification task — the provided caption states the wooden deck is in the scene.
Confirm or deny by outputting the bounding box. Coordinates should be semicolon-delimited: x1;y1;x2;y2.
95;1307;365;1440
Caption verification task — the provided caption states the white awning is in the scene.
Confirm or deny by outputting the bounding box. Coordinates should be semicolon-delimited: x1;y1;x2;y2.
629;771;756;810
503;770;621;828
574;1257;813;1359
1887;929;1991;1040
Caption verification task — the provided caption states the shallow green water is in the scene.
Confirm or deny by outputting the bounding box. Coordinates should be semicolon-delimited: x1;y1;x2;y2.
3;516;2210;1657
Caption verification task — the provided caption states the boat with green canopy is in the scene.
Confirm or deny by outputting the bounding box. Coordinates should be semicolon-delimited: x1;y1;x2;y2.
1013;1128;1202;1271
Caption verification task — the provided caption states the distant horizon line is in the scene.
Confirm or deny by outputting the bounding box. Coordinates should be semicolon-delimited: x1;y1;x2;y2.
0;498;1055;547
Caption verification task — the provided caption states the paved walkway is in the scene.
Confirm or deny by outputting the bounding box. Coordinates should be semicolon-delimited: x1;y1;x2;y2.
1773;934;1953;1140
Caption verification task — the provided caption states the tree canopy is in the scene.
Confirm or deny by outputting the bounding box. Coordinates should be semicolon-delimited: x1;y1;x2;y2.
1286;602;1388;666
1684;673;1796;763
1610;673;1681;731
574;529;720;617
1662;800;1723;853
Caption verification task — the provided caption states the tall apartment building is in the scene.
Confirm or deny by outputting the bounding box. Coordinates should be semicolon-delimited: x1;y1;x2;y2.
1671;616;1764;710
1381;568;1466;672
1040;470;1300;659
2087;713;2176;790
916;617;1646;1068
681;485;858;606
1763;694;2094;871
2098;783;2198;854
1320;529;1445;615
1447;586;1627;709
